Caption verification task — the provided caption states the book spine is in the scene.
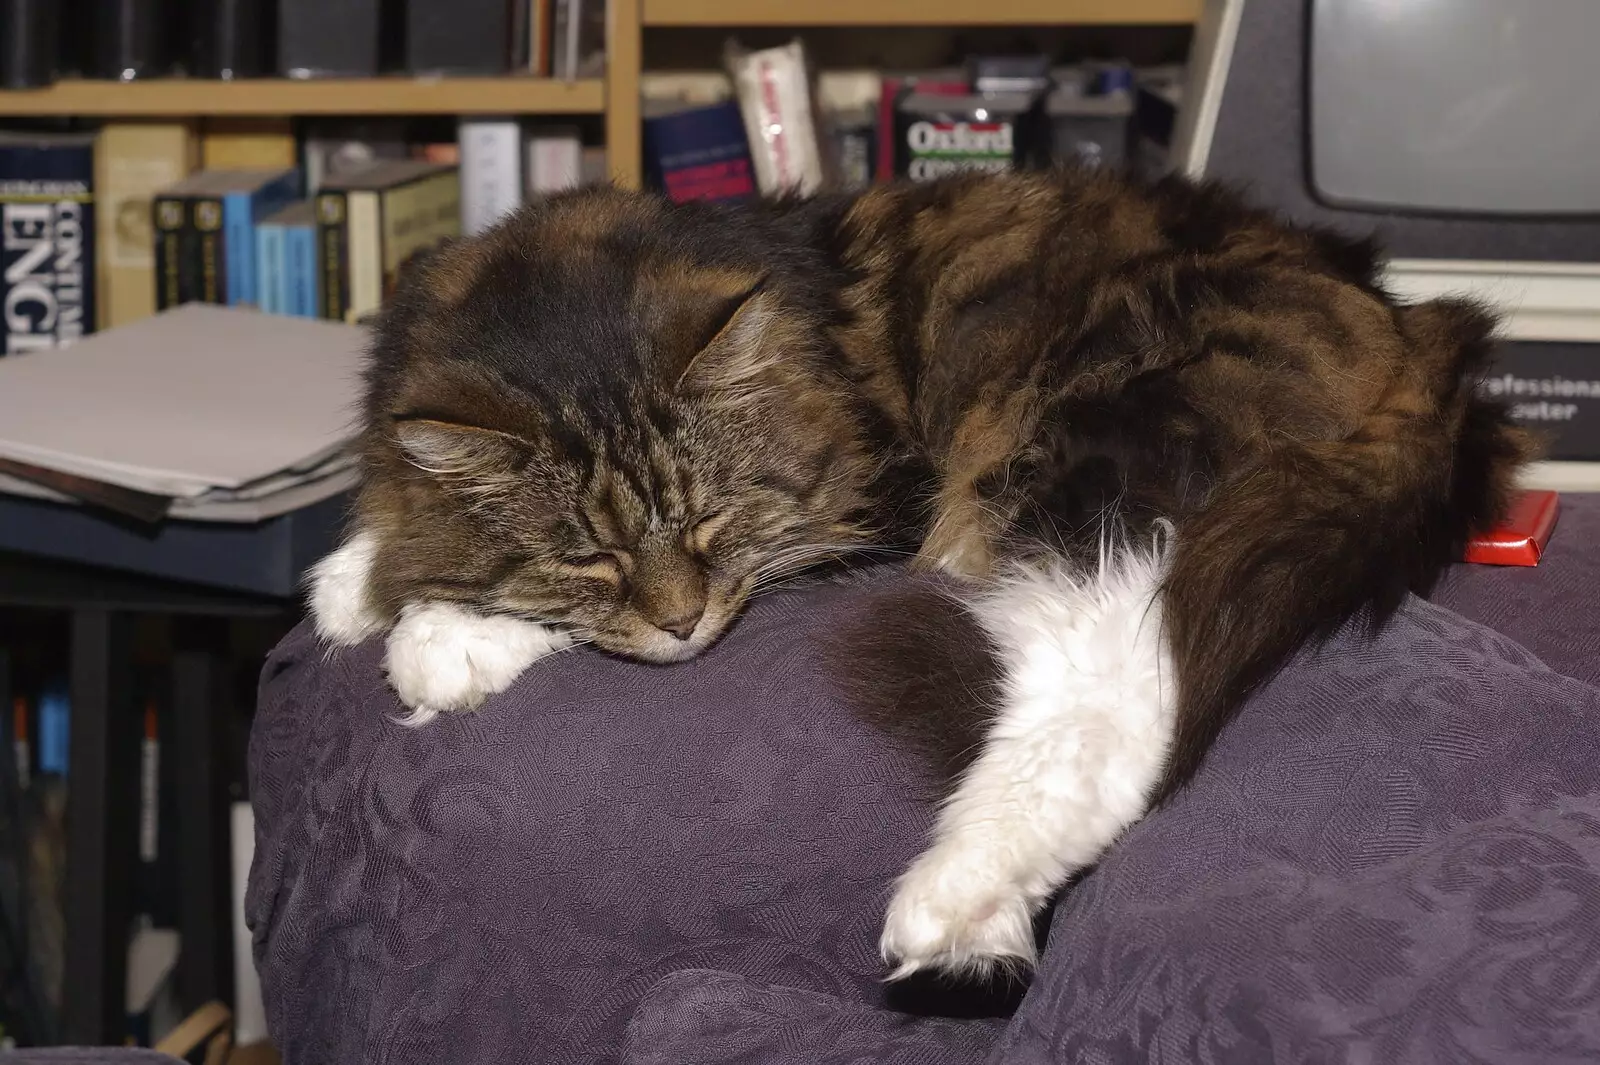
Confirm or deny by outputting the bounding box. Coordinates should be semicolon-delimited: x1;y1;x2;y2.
315;190;351;320
151;192;189;310
458;119;524;234
192;193;226;303
0;142;96;355
255;223;282;314
278;0;381;77
528;127;582;194
200;119;297;169
345;189;383;322
407;0;511;75
93;122;198;329
0;0;61;88
188;0;270;79
375;170;461;305
222;190;254;305
87;0;167;81
287;223;318;316
641;102;756;204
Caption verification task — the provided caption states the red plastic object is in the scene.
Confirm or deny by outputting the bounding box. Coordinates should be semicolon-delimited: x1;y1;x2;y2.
1462;489;1561;566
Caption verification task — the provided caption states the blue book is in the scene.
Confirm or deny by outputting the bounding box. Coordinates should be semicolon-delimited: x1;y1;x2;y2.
257;201;320;317
0;131;96;354
260;201;319;317
255;216;286;314
214;168;301;307
286;219;319;317
642;101;757;204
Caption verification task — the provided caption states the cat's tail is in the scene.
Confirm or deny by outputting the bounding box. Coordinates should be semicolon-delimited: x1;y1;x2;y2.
1149;294;1532;802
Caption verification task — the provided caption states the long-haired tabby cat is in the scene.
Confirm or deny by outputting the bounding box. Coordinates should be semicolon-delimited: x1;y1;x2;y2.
308;166;1528;980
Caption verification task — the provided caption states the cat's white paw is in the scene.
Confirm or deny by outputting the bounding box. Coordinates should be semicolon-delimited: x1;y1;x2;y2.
383;601;572;725
308;530;385;647
879;845;1038;981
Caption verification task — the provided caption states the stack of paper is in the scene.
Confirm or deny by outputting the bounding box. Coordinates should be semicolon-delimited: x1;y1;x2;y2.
0;303;371;523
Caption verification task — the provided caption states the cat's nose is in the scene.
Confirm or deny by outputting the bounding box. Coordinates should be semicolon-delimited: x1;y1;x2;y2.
655;606;704;641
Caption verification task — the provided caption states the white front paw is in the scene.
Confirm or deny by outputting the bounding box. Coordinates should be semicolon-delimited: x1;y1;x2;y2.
879;846;1038;982
383;602;572;725
307;531;385;647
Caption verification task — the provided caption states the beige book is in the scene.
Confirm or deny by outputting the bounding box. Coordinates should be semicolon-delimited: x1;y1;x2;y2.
200;119;298;169
92;122;199;329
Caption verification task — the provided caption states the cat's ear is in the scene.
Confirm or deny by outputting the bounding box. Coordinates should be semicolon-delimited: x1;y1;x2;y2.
392;418;529;496
667;272;773;393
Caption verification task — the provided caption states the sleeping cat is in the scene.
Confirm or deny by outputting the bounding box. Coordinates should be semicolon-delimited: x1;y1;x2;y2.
307;167;1529;980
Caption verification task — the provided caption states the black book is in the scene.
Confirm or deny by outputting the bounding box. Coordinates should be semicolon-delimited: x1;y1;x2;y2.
85;0;171;80
405;0;512;76
279;0;403;77
0;0;60;88
186;0;272;79
151;171;216;311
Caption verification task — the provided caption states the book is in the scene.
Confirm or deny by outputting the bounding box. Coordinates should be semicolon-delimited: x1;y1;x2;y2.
93;121;199;329
180;168;302;307
256;201;319;318
528;126;582;194
221;168;301;307
278;0;384;77
458;118;524;234
527;0;551;76
641;100;756;203
187;0;271;79
1;131;96;356
875;70;965;181
0;0;59;87
254;204;285;315
151;170;221;311
86;0;168;81
550;0;604;79
200;119;297;169
315;159;460;323
892;89;1048;181
301;119;411;194
407;0;512;75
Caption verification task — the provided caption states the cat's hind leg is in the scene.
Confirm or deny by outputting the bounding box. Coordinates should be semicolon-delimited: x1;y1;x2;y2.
874;529;1178;979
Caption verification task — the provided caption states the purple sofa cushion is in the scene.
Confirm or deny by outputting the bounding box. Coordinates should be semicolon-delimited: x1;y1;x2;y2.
622;970;1003;1065
247;569;952;1065
996;594;1600;1063
248;494;1600;1065
1433;491;1600;687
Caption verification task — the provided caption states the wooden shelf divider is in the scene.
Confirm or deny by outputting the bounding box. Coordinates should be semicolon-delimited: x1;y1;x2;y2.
0;76;605;118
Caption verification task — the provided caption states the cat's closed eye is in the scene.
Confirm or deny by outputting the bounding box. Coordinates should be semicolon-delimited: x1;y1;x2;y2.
565;552;620;569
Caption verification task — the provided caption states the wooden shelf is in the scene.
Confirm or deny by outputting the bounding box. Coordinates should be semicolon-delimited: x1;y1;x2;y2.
644;0;1200;26
0;77;606;117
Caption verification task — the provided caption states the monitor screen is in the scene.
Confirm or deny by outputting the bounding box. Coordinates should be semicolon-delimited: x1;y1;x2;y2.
1309;0;1600;216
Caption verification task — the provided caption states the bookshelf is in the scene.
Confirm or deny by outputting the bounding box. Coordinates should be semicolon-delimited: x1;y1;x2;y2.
641;0;1202;26
0;77;605;117
0;0;1201;187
